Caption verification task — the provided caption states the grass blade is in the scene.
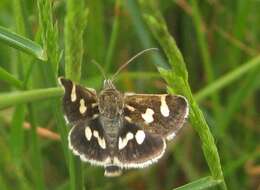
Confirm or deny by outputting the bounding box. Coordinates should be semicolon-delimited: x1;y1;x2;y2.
138;1;227;189
189;0;221;116
37;0;60;76
65;0;88;82
10;104;26;166
0;66;23;89
174;176;222;190
0;87;63;109
195;54;260;102
64;0;88;189
27;104;45;190
0;26;46;61
126;0;168;69
105;0;121;72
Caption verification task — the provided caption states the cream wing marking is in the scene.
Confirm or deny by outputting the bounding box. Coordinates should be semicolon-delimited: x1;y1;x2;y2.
118;132;134;150
135;130;145;144
125;104;135;112
79;99;87;114
71;83;77;102
85;126;92;141
141;108;154;124
160;95;169;117
124;116;132;122
93;130;106;149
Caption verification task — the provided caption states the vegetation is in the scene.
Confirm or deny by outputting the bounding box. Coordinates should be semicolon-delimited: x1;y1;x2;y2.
0;0;259;189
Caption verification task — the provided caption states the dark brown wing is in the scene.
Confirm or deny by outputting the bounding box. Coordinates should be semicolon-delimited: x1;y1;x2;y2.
123;94;189;140
58;77;99;125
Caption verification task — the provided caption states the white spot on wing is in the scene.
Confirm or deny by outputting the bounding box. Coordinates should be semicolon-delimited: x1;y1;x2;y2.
160;95;170;117
93;130;99;138
98;137;106;149
93;130;106;149
124;116;132;122
92;114;99;119
135;130;145;144
68;126;110;166
166;132;176;141
126;132;134;140
79;99;87;114
141;108;154;124
118;137;127;150
126;104;135;111
86;87;96;94
58;77;64;90
91;103;98;108
71;84;77;102
64;116;69;124
118;132;134;150
113;140;167;169
85;126;92;141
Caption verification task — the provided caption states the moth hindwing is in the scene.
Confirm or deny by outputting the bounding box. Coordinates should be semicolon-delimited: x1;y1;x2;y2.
58;77;189;177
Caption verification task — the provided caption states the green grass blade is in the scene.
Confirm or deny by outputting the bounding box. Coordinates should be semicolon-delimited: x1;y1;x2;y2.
189;0;214;83
0;174;9;190
227;1;252;69
37;0;60;76
0;66;23;89
0;87;63;109
10;104;26;166
195;54;260;102
189;0;221;116
126;0;168;69
27;104;45;190
218;68;260;134
174;176;222;190
0;26;46;61
138;1;227;189
65;0;88;82
64;0;88;189
105;0;121;72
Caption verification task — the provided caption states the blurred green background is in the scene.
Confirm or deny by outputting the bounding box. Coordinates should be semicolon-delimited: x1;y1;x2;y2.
0;0;259;190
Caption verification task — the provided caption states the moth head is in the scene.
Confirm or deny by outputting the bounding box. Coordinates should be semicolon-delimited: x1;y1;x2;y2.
98;80;124;119
103;79;115;90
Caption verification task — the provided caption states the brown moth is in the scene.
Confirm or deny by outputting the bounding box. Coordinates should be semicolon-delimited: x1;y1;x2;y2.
58;49;189;177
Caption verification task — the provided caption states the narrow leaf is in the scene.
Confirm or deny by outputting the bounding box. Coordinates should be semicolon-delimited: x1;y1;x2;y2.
0;26;47;61
0;87;63;109
0;66;23;89
174;176;222;190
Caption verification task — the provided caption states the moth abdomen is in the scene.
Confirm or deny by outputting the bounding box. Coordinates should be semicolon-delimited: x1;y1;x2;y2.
104;165;122;177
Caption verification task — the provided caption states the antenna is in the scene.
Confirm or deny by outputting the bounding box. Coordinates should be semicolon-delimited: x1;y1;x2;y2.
91;59;107;80
111;48;159;81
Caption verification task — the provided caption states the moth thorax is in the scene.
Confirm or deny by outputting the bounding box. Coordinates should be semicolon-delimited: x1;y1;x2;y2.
98;89;123;119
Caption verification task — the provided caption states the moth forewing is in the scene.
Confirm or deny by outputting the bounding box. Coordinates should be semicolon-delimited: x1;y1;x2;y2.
123;94;189;139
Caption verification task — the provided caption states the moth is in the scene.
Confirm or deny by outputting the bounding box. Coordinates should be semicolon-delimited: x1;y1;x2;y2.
58;49;189;177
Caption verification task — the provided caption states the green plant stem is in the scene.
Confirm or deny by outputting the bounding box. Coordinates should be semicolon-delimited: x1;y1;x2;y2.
195;54;260;102
138;1;226;189
0;26;46;61
126;0;168;69
0;87;63;109
189;0;221;117
0;66;23;89
228;1;252;69
65;0;88;82
37;0;60;75
174;176;222;190
27;104;45;190
64;1;88;189
105;0;121;72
